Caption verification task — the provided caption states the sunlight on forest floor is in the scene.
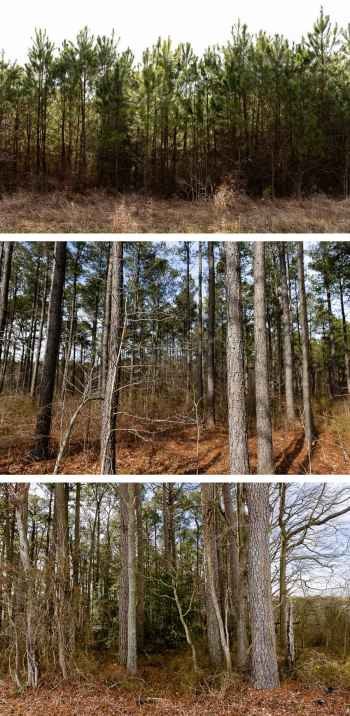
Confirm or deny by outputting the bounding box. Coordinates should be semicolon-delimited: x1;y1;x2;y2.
1;191;350;233
0;395;349;475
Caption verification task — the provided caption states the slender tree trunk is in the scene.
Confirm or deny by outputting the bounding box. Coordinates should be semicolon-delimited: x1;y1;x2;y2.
225;242;250;474
297;242;316;444
207;242;216;426
339;276;350;399
247;483;279;689
101;248;112;397
278;483;288;653
30;251;49;397
326;281;339;398
118;483;129;665
0;242;14;366
279;242;294;420
254;242;274;474
61;264;78;402
127;483;137;676
135;483;144;651
100;242;123;474
186;242;191;408
130;247;140;390
13;485;40;688
32;242;67;460
55;484;70;681
163;483;171;573
198;241;203;409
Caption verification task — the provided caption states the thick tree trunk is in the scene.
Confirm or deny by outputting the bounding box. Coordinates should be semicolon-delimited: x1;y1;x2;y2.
207;242;215;426
127;484;137;676
225;242;250;474
279;242;295;420
201;483;231;671
100;242;123;474
0;242;14;366
247;483;279;689
222;483;249;672
297;242;317;444
254;242;274;474
32;242;67;460
278;483;288;653
118;483;129;665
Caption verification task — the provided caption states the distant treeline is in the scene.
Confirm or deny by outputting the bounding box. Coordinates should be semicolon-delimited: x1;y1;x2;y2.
1;10;350;196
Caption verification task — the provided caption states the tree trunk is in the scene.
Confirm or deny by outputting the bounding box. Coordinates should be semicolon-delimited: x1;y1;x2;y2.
207;242;215;427
254;242;275;474
198;241;203;410
163;483;171;573
55;484;70;681
297;242;317;444
279;242;295;420
326;280;339;398
127;484;137;676
186;242;191;408
135;483;145;651
61;262;78;402
32;242;67;460
247;483;279;689
0;242;14;366
201;483;231;671
100;242;123;474
118;483;129;665
13;484;40;688
101;247;112;396
30;250;49;397
339;276;350;399
225;242;250;474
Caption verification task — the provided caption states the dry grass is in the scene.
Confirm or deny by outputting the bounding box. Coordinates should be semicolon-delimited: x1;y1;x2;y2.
1;190;350;233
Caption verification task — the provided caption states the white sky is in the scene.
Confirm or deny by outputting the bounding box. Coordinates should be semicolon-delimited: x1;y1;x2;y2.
2;0;350;67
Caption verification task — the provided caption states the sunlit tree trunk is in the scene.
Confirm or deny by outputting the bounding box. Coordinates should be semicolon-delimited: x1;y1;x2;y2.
254;242;274;474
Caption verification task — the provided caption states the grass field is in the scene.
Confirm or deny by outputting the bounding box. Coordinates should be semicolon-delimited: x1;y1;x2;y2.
1;191;350;233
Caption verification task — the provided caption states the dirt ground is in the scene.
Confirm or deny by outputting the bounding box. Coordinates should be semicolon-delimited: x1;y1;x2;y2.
0;392;348;475
0;675;348;716
1;190;350;233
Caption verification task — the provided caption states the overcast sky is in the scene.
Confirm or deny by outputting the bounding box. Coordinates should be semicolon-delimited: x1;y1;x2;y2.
2;0;349;67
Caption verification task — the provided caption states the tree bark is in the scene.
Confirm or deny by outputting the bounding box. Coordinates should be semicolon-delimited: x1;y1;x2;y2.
32;242;67;460
297;242;317;444
101;247;112;396
55;484;70;681
198;241;203;410
100;242;123;474
13;484;40;688
339;275;350;399
247;483;279;689
254;242;275;474
127;483;137;676
30;250;49;397
201;483;231;671
118;483;129;665
135;484;144;651
207;242;215;426
279;242;295;420
225;242;250;474
0;242;14;367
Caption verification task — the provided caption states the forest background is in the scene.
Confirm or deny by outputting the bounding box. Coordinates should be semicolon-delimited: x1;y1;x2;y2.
1;239;350;475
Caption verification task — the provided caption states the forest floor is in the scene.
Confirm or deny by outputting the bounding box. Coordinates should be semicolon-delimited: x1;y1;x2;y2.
0;652;349;716
1;395;349;475
1;190;350;233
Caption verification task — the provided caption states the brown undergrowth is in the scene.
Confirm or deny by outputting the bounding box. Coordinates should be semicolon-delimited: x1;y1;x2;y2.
0;393;349;475
0;649;349;716
1;190;350;233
